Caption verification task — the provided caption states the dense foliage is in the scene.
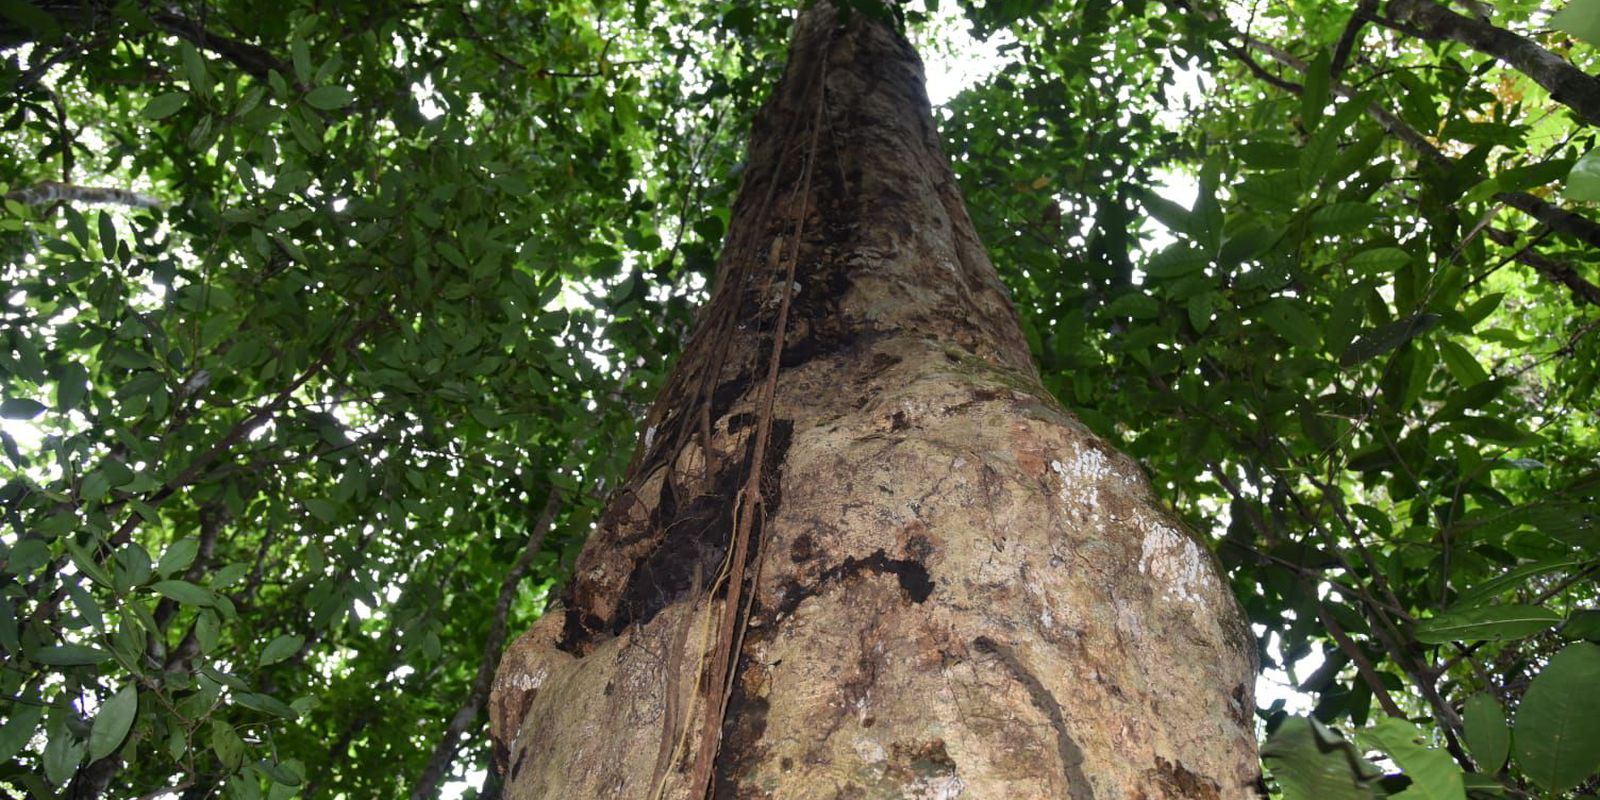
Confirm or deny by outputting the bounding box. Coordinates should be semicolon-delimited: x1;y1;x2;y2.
1;0;1597;798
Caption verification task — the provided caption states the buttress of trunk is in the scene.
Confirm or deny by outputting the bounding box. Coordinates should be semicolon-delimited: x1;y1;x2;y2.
490;5;1259;798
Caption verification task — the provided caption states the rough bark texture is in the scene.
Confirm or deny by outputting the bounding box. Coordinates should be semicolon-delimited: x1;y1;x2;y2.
490;6;1258;798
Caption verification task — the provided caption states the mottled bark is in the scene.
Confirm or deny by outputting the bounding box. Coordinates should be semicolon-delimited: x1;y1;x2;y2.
491;5;1258;799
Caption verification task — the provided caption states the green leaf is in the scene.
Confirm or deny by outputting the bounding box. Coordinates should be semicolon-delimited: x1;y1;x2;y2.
1437;340;1487;388
0;698;43;762
1144;244;1209;279
1257;299;1320;349
88;685;138;761
43;725;85;787
1301;49;1331;129
304;85;353;110
235;691;299;719
1140;192;1193;239
31;644;112;665
1309;202;1378;236
303;498;338;522
1345;247;1411;277
157;538;200;577
1464;694;1510;772
181;42;212;96
211;720;246;770
56;363;88;411
259;634;304;667
1553;0;1600;48
1564;609;1600;641
1453;559;1581;608
1357;718;1465;800
0;0;62;38
1;397;46;419
1261;716;1382;800
141;92;189;120
1566;148;1600;202
1513;642;1600;792
1415;604;1563;643
255;759;303;786
151;579;216;607
1341;314;1441;366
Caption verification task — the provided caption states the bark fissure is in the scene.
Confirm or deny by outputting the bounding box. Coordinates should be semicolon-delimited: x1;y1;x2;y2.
973;636;1094;800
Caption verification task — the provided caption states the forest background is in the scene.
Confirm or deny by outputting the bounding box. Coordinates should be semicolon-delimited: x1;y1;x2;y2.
1;0;1599;797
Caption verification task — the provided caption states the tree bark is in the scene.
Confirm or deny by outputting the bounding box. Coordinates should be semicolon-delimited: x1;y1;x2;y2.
490;5;1258;798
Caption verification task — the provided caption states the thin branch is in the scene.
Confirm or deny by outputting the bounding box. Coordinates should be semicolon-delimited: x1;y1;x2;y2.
1330;0;1379;77
1485;227;1600;307
1382;0;1600;127
3;181;161;210
410;490;563;800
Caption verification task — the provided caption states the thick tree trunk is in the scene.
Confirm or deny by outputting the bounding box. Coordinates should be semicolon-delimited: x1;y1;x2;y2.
490;5;1258;798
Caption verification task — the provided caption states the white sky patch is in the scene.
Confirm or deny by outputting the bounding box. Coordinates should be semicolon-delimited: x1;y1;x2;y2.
910;0;1017;107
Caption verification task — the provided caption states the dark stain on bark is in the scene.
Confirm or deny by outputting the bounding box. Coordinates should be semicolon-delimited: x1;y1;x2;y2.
1144;756;1222;800
973;636;1094;800
714;654;773;799
558;419;795;651
771;547;932;618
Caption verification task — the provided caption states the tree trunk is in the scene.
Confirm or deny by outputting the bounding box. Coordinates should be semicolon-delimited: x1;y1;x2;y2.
490;5;1258;798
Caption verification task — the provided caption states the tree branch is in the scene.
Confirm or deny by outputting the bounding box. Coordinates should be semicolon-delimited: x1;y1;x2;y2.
1382;0;1600;127
410;490;563;800
5;181;163;210
1486;227;1600;307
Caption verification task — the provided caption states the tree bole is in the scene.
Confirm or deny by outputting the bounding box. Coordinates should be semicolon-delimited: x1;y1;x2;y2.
490;5;1259;798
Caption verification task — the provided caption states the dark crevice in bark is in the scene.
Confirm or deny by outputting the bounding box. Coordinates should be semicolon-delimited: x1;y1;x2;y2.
974;636;1094;800
769;547;934;619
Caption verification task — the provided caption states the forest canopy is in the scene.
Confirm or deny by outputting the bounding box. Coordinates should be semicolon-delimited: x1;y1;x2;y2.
1;0;1598;797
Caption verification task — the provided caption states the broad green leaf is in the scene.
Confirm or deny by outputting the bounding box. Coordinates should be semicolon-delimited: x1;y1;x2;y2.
181;43;212;96
1345;247;1410;277
151;579;216;607
1464;694;1510;772
1513;642;1600;792
1144;244;1209;279
1341;314;1441;366
1567;148;1600;202
304;498;338;522
1;397;46;419
31;644;112;665
1553;0;1600;48
1257;299;1320;349
157;538;200;577
256;759;303;786
235;691;299;719
212;720;246;770
1261;716;1382;800
43;725;85;787
259;634;304;666
0;699;43;762
88;685;138;760
141;92;189;120
1415;604;1562;643
1437;340;1487;388
1309;202;1378;236
1564;609;1600;641
1301;49;1331;129
1357;718;1465;800
1453;560;1580;608
304;85;353;110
